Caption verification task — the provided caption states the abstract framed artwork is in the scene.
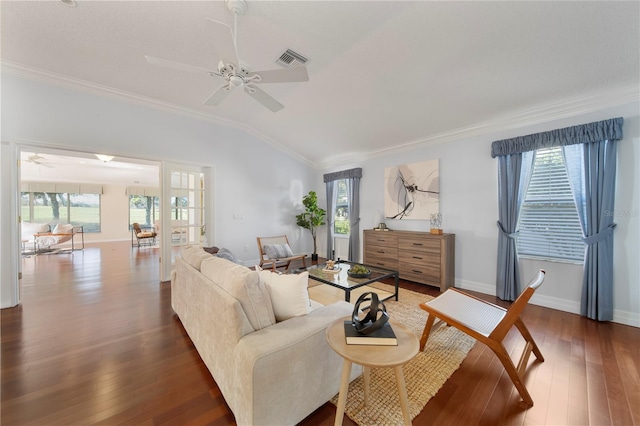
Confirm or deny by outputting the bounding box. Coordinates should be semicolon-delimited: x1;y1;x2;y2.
384;159;439;220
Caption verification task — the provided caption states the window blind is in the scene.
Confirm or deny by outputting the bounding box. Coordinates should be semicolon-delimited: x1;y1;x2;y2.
517;147;584;262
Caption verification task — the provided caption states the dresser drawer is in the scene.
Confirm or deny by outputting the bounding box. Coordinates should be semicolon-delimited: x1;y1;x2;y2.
398;236;440;253
364;232;398;247
399;264;441;284
398;250;440;268
364;254;398;270
364;246;398;269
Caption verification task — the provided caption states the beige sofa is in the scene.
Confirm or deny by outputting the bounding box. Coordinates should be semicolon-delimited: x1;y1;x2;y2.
171;247;361;426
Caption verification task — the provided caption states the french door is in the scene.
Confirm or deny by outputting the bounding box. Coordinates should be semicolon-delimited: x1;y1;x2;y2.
160;162;212;281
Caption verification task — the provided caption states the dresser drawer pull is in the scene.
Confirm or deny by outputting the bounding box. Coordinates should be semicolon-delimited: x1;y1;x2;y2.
412;270;423;274
376;262;385;266
412;243;423;246
377;250;386;253
412;256;423;260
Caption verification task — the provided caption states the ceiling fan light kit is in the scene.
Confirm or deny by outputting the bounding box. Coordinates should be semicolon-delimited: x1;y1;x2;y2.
145;0;309;112
95;154;114;163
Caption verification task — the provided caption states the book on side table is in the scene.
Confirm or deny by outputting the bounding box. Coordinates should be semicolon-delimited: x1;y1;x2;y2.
343;321;398;346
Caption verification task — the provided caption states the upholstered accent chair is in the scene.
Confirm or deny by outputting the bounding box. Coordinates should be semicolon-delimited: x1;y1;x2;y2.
131;222;157;247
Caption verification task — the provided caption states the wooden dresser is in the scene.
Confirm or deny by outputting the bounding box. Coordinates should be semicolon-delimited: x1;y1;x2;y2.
363;229;455;291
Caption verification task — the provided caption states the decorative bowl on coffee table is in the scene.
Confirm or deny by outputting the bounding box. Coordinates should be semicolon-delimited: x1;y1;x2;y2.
347;269;372;278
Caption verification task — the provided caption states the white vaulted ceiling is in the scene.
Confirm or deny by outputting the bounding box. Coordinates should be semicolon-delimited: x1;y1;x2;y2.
2;1;639;167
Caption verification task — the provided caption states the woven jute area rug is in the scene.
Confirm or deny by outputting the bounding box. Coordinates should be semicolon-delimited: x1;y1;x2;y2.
327;283;476;426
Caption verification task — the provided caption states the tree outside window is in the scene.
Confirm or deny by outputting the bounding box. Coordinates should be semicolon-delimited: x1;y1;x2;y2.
21;191;100;232
129;195;160;229
334;179;350;235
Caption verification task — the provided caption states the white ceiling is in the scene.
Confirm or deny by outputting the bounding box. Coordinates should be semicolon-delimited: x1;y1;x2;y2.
20;148;159;187
2;1;639;168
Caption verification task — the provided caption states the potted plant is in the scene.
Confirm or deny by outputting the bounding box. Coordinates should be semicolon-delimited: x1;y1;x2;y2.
295;191;326;261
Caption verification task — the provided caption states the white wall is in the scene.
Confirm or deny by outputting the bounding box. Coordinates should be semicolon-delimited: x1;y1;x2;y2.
0;75;317;307
320;102;639;327
2;75;637;327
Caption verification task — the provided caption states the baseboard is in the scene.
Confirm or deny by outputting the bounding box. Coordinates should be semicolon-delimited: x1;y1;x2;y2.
455;278;639;328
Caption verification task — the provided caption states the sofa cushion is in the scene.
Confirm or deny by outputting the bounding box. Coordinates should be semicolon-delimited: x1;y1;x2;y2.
53;223;74;234
259;271;311;322
181;246;213;271
21;222;50;242
201;256;276;330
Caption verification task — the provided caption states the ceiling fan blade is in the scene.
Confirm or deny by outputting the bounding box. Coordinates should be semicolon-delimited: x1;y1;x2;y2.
205;18;240;67
145;55;218;75
252;67;309;84
203;84;233;106
244;85;284;112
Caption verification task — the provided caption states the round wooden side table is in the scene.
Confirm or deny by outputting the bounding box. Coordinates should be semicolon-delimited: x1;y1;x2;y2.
326;316;419;426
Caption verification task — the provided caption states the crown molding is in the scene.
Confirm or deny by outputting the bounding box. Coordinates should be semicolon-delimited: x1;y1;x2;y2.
3;61;637;171
317;85;639;169
0;61;316;168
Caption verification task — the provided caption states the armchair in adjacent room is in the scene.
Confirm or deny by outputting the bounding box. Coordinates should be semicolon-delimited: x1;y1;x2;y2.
131;222;157;247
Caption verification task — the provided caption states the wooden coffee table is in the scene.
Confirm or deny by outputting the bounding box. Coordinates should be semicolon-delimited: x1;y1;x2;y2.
326;316;419;426
300;260;399;303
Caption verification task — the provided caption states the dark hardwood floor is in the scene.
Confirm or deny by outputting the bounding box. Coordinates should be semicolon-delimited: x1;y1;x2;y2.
2;242;638;425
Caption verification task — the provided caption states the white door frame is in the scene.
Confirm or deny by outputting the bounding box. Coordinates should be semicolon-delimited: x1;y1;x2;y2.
1;141;21;308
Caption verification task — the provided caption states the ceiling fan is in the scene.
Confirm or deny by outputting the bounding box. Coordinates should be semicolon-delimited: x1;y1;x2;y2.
145;0;309;112
25;153;53;167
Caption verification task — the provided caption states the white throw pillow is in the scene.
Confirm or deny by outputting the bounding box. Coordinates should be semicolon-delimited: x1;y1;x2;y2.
264;243;294;259
259;271;311;322
53;223;73;234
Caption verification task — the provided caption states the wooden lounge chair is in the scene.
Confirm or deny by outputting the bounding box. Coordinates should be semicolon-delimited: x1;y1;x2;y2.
256;235;307;272
419;269;546;407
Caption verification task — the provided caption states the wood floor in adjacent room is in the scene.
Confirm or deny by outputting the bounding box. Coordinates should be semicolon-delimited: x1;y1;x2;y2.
2;241;639;425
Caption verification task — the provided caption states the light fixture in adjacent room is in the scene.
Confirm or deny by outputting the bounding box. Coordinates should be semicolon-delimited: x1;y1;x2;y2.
60;0;77;7
95;154;114;163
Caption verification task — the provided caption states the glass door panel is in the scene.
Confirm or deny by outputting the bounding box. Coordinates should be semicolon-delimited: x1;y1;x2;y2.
161;163;208;281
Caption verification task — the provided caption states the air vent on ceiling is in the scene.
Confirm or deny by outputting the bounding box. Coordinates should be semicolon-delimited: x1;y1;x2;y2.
276;49;309;68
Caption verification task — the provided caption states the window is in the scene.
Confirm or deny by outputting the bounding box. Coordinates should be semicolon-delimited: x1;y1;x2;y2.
129;195;160;229
334;179;350;235
21;191;101;232
517;147;584;262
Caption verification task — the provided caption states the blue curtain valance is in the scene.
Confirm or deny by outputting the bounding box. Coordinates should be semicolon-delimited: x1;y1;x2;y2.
491;117;624;158
323;167;362;182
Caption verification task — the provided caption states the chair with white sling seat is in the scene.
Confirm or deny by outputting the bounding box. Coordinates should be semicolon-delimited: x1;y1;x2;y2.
418;269;546;407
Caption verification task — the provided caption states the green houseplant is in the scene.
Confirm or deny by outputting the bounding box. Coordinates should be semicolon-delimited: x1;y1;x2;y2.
295;191;326;261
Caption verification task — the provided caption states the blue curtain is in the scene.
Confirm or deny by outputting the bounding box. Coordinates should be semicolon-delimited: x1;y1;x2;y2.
563;141;618;320
496;152;533;300
492;117;623;318
347;175;361;261
324;168;362;261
